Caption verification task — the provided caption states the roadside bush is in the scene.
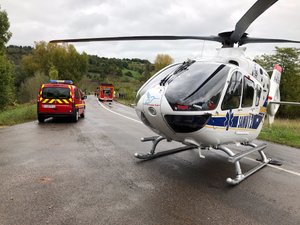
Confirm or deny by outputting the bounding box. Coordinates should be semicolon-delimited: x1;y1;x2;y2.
18;72;48;103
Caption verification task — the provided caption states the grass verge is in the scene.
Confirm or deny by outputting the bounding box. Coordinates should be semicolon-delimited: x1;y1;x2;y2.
258;119;300;148
0;103;36;126
115;98;135;107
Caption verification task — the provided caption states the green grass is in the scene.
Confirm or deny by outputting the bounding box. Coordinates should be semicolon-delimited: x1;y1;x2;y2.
122;68;141;79
115;98;135;107
258;119;300;148
0;103;36;126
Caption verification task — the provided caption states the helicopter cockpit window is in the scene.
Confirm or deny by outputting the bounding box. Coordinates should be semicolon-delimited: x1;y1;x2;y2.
165;62;230;111
241;77;255;108
221;71;242;110
135;63;181;104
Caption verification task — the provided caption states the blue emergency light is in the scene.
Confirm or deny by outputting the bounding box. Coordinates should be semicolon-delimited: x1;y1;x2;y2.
49;80;73;84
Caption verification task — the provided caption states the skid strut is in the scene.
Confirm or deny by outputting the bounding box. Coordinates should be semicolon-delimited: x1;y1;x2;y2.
134;136;197;160
217;143;270;185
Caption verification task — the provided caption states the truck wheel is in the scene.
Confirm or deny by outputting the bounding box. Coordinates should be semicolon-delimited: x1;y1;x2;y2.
72;110;79;122
80;111;85;118
38;114;45;123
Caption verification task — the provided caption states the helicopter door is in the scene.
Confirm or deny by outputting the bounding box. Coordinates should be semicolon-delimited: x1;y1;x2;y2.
220;71;243;130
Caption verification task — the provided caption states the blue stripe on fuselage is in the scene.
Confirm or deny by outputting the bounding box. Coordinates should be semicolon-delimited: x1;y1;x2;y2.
207;114;264;130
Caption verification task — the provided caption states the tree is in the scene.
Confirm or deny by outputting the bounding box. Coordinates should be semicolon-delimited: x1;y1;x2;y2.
0;7;14;109
5;46;33;88
255;47;300;118
0;6;12;53
22;42;88;83
49;65;58;79
154;54;174;72
139;62;154;83
0;54;15;109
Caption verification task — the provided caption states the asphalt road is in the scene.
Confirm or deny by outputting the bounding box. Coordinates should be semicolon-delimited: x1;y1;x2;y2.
0;96;300;225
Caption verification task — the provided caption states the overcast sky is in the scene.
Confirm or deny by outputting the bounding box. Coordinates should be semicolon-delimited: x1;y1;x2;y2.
1;0;300;63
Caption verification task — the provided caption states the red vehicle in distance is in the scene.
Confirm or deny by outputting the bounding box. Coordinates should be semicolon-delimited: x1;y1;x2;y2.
98;83;114;102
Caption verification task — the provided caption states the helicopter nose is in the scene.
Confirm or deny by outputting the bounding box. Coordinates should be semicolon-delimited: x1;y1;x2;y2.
135;86;175;138
135;86;163;123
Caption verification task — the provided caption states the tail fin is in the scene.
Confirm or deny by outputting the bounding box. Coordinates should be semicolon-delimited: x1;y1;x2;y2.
267;64;282;124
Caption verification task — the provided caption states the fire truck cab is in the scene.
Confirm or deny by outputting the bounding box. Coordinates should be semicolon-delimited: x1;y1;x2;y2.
37;80;86;123
98;83;114;102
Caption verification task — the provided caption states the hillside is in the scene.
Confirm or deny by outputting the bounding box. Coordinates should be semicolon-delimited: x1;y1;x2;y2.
5;45;155;103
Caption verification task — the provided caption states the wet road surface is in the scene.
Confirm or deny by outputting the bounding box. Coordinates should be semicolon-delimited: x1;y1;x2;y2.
0;96;300;225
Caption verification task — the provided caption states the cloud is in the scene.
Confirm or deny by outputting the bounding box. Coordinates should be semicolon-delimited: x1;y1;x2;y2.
1;0;300;62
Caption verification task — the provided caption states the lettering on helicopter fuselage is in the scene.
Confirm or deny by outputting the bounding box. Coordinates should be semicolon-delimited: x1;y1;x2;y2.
236;114;263;129
207;114;263;130
237;115;254;129
145;103;160;107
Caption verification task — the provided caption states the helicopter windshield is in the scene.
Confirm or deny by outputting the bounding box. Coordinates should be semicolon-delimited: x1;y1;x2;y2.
165;62;230;111
135;63;181;104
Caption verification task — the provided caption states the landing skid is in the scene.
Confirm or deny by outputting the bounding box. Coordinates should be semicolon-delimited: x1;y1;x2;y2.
134;136;197;160
217;143;270;185
135;136;271;185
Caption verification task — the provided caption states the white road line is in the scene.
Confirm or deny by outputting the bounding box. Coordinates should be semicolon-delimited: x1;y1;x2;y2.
98;101;142;124
97;100;300;177
245;157;300;177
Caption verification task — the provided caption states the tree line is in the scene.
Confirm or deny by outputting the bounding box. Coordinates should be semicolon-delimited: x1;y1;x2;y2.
255;47;300;118
4;44;169;104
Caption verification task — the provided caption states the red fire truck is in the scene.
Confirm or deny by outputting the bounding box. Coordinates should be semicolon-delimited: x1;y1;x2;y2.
98;83;114;101
37;80;86;123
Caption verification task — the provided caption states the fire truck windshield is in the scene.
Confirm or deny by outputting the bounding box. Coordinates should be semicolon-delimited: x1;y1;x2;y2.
42;87;70;99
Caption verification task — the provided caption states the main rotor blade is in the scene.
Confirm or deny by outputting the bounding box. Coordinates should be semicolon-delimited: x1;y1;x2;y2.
241;37;300;45
50;35;222;44
230;0;278;43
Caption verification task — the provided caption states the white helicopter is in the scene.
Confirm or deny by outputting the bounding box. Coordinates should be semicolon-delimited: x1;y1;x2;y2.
50;0;300;185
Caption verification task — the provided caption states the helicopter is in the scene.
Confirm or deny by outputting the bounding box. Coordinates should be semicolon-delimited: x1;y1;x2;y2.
50;0;300;185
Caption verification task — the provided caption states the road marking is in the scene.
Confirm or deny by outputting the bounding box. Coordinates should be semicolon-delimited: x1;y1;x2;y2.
98;101;142;124
98;100;300;177
245;157;300;177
